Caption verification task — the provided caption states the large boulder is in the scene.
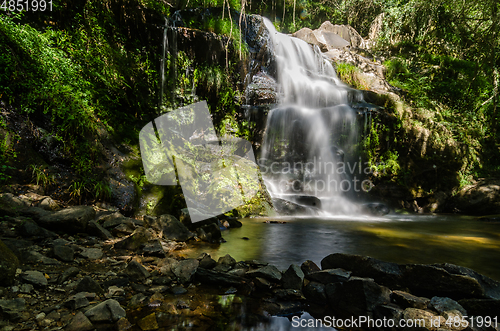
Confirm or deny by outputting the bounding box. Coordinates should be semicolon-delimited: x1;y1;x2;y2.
0;239;19;286
114;227;155;251
431;263;500;300
292;28;321;48
38;206;95;234
282;264;304;290
327;277;391;317
171;259;199;283
84;299;126;323
446;178;500;215
245;72;277;106
272;198;312;216
321;253;403;288
458;298;500;317
0;193;28;216
318;21;365;48
159;214;194;242
402;264;484;300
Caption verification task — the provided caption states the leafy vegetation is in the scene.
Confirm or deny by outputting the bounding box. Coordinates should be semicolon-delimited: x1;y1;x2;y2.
0;0;498;208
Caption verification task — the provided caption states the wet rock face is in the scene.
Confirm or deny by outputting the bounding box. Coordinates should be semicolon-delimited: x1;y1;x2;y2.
321;253;403;288
242;15;278;106
175;27;229;67
446;178;500;215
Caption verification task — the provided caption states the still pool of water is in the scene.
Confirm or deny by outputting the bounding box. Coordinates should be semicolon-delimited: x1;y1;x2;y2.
187;214;500;280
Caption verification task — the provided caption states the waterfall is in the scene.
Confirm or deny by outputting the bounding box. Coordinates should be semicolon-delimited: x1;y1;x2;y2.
259;18;362;215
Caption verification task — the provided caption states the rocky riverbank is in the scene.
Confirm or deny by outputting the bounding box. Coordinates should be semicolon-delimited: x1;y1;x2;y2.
1;191;500;331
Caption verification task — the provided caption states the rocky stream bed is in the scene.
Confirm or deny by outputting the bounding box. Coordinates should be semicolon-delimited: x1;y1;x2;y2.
1;190;500;331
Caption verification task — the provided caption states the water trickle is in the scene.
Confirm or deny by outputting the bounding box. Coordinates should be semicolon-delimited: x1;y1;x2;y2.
259;18;363;215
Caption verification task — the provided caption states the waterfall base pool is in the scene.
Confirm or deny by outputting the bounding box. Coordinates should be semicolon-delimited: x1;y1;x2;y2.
186;214;500;281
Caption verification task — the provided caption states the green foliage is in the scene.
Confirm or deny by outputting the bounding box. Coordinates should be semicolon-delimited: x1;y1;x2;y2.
336;63;369;90
69;181;88;205
93;180;112;201
29;165;55;189
0;165;15;183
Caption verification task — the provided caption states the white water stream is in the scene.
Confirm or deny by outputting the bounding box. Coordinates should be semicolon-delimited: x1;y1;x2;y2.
259;18;364;215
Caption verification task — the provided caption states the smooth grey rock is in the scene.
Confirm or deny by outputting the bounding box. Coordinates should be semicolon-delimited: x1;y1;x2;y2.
128;293;148;307
19;284;34;294
38;206;95;234
160;214;194;242
198;253;216;269
53;245;74;262
107;286;125;297
141;239;165;257
37;197;60;211
124;261;150;281
171;286;188;295
0;193;27;216
282;264;304;290
300;260;321;276
59;267;80;284
403;264;484;300
25;250;61;265
0;239;19;286
114;227;154;251
246;265;282;282
112;223;135;236
21;270;47;287
102;215;132;229
171;259;199;283
195;268;246;286
20;206;51;220
391;290;430;309
75;276;103;294
213;263;232;273
0;298;26;312
19;219;57;238
64;292;94;310
84;299;126;322
79;248;103;260
306;268;351;284
87;221;113;240
321;253;402;288
433;263;500;300
272;198;309;215
429;297;467;316
217;254;236;267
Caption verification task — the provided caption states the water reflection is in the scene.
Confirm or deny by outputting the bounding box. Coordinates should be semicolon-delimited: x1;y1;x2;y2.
188;214;500;280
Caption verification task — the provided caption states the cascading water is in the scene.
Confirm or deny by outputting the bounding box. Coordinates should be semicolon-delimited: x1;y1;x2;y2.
259;18;365;215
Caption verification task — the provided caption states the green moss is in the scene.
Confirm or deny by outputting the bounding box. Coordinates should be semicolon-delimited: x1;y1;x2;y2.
336;63;370;90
